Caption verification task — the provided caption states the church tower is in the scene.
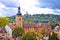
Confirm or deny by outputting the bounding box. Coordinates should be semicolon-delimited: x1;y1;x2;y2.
15;6;23;27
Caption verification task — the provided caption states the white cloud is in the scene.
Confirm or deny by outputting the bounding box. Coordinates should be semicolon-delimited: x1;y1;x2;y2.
0;0;60;17
0;2;5;16
0;2;5;8
0;2;17;17
19;0;60;15
0;12;5;17
0;13;2;16
19;0;39;15
0;0;18;7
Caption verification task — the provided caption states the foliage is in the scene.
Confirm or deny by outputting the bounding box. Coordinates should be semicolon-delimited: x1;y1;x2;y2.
0;17;10;27
8;15;15;23
58;22;60;26
38;34;43;39
9;14;60;25
21;32;38;40
49;32;59;40
12;27;24;38
41;27;49;35
51;23;60;29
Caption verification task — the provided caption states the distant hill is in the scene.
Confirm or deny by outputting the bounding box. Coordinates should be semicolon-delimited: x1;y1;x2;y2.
9;14;60;25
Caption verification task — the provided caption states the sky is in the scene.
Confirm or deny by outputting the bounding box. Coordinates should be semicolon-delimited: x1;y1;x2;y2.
0;0;60;17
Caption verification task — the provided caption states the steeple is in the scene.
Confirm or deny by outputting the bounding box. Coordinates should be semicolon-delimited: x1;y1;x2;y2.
16;5;23;27
17;6;22;16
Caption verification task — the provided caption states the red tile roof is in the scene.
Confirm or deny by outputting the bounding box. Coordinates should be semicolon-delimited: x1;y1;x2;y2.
23;22;51;28
9;22;51;29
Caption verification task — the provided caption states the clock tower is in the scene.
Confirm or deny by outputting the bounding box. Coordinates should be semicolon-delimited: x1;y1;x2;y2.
15;6;23;27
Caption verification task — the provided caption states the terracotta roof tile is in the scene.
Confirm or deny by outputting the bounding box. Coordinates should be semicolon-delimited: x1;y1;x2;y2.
23;23;51;28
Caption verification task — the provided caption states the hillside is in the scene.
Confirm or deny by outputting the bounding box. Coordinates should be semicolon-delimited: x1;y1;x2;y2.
9;14;60;25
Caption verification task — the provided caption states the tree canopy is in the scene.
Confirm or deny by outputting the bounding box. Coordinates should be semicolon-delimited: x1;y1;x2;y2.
9;14;60;25
0;17;10;27
49;32;59;40
21;32;38;40
12;27;24;38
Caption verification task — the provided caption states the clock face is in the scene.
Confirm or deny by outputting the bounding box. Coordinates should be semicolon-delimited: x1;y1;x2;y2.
19;18;22;21
19;18;21;20
16;18;21;22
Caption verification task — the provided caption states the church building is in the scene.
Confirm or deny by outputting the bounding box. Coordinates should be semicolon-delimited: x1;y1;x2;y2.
15;6;23;27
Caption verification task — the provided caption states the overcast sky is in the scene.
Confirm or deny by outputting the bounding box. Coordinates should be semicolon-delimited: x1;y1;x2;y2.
0;0;60;17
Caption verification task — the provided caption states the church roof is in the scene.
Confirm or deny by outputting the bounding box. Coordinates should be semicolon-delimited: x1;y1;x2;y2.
23;23;51;28
17;6;22;16
9;22;51;30
17;13;22;16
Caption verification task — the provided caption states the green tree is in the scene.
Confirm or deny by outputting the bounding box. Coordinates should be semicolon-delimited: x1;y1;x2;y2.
38;34;43;39
12;27;24;38
0;17;10;27
49;32;59;40
21;32;37;40
41;27;49;35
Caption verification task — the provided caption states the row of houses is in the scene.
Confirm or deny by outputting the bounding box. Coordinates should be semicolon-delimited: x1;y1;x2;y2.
0;22;51;40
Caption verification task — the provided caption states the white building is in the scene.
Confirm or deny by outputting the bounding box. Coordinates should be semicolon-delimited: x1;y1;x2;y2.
5;25;12;37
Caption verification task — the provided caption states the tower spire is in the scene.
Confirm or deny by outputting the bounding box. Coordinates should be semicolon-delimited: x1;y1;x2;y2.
15;1;23;27
18;6;20;13
17;4;22;16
